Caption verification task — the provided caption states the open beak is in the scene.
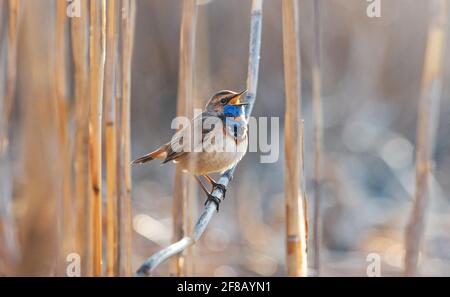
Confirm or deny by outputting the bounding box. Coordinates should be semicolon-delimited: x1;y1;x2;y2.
228;89;248;106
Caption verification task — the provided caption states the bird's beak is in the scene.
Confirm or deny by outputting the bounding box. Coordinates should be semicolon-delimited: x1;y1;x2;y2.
228;89;248;106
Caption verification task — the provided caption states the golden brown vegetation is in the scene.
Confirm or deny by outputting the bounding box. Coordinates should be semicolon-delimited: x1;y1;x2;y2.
0;0;137;276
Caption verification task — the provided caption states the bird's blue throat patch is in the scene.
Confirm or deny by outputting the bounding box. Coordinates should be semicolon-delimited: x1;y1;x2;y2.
223;105;245;117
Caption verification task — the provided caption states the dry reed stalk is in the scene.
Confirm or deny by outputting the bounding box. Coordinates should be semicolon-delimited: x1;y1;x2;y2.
282;0;308;276
89;0;107;277
311;0;323;276
186;5;212;272
172;0;198;277
0;0;19;276
104;0;119;277
404;0;448;276
136;0;264;276
17;0;62;275
71;0;91;276
0;0;19;148
118;0;136;276
53;0;74;274
54;0;68;106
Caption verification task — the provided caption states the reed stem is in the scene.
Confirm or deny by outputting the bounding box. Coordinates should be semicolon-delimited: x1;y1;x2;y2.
282;0;308;277
54;0;73;275
172;0;198;277
71;0;91;276
104;0;119;277
1;0;19;144
0;0;19;275
118;0;136;276
0;0;20;140
311;0;323;276
89;0;107;277
404;0;448;276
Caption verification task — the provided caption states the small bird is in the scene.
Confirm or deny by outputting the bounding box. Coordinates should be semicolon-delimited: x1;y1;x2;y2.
132;89;249;210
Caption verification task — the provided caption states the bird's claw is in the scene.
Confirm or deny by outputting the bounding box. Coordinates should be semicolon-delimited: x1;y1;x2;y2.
204;193;221;212
212;182;227;200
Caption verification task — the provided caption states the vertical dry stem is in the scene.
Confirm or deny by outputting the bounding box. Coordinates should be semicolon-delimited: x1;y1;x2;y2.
311;0;323;276
404;0;448;276
104;0;119;277
16;0;61;276
1;0;19;145
282;0;308;276
54;0;74;274
118;0;136;276
0;0;19;275
71;0;91;276
172;0;198;277
89;0;107;277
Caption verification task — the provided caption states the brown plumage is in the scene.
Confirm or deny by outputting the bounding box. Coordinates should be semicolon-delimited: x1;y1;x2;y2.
132;90;248;175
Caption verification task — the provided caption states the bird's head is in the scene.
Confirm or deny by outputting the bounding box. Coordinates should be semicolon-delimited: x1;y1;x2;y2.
205;89;248;117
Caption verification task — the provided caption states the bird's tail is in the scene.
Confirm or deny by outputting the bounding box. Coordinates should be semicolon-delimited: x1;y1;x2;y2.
131;147;166;165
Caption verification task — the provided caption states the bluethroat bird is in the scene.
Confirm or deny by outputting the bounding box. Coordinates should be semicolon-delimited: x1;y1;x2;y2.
132;89;249;211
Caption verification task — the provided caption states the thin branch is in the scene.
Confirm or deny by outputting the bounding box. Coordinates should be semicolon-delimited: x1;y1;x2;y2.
244;0;263;118
311;0;323;276
136;0;264;277
404;0;448;276
137;170;235;276
282;0;308;276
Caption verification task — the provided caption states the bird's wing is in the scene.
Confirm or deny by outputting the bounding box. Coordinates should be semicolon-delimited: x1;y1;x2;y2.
162;112;216;163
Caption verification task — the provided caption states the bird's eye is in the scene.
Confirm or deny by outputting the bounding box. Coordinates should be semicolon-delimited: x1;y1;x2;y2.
220;98;227;104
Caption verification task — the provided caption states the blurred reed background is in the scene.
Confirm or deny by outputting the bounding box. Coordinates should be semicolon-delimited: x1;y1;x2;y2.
1;0;450;277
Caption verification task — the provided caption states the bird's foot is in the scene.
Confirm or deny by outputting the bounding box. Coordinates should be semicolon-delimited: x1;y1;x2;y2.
204;193;221;212
211;182;227;200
